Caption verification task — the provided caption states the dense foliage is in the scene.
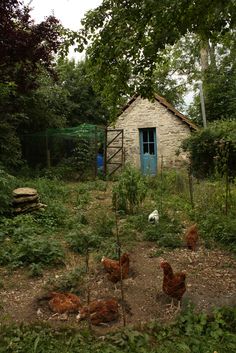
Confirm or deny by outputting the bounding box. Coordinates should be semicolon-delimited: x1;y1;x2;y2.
112;166;147;214
56;59;109;126
76;0;236;116
182;120;236;178
0;2;109;172
0;0;63;169
185;30;236;124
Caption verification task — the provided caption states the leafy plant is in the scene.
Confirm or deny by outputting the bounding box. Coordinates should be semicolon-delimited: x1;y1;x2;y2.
45;266;86;293
67;137;96;180
93;210;115;237
35;201;70;228
66;227;102;254
182;120;236;178
28;263;44;277
0;167;17;215
0;307;235;353
143;212;183;249
197;213;236;253
13;236;65;267
0;234;64;268
112;165;147;214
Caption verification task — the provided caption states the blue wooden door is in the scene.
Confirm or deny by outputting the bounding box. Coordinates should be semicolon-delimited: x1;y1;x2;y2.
139;128;157;175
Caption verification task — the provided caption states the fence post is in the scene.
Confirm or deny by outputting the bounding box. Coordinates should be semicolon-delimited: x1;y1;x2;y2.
114;195;126;327
45;130;51;168
188;163;194;208
104;127;108;177
94;126;98;179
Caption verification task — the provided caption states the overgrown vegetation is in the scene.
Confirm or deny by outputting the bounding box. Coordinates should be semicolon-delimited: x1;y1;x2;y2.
0;306;235;353
0;167;18;215
0;163;236;351
112;166;147;214
182;120;236;179
0;164;235;272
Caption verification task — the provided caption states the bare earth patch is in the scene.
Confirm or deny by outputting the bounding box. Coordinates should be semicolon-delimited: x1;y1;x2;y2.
0;241;235;332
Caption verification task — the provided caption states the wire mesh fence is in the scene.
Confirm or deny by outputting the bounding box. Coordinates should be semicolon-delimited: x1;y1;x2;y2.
21;124;105;179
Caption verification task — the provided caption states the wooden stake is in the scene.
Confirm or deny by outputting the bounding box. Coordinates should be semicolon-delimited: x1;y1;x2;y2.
85;247;92;333
188;163;194;209
114;195;126;327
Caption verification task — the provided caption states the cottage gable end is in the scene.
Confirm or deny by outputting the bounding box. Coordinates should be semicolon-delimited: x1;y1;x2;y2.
110;95;196;173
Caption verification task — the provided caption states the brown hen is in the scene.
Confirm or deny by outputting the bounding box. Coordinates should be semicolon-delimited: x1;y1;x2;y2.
185;223;199;251
47;292;81;314
160;260;186;311
76;298;119;325
101;253;130;283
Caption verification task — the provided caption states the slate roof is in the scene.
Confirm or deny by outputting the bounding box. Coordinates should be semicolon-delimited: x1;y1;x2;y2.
119;94;198;130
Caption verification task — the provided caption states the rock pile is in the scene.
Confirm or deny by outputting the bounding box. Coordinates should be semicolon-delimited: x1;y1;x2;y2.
12;187;47;214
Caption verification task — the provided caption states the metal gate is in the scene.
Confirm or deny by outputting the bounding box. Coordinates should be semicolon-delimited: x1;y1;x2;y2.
104;128;124;176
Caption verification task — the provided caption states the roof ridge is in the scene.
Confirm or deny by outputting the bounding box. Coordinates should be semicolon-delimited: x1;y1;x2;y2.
119;94;198;130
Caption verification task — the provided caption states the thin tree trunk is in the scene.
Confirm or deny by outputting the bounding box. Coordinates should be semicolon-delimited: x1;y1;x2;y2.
199;37;210;74
209;40;216;68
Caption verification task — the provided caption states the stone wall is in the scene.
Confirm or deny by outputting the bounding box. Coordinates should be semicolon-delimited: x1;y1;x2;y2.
113;96;191;171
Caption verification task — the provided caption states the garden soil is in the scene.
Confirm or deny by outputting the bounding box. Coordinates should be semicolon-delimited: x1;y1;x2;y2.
0;186;236;333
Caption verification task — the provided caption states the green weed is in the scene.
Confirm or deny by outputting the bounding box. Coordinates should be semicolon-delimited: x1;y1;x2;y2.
0;307;235;353
45;266;86;293
28;263;44;277
0;234;64;269
92;210;115;237
66;227;102;254
0;167;17;215
143;212;183;249
112;165;147;214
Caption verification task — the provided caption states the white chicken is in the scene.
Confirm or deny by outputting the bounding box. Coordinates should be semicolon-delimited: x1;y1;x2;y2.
148;210;159;224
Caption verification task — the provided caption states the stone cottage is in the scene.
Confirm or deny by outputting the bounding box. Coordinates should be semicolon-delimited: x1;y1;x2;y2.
106;94;198;176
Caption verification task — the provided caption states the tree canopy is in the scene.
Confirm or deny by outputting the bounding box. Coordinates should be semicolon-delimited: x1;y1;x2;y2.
0;0;64;169
56;59;109;126
77;0;236;117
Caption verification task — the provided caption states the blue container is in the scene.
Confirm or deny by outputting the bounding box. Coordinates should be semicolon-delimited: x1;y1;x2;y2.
97;153;104;169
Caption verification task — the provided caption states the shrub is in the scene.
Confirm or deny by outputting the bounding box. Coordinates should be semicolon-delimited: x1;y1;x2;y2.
11;236;65;268
0;238;64;268
45;266;87;293
66;227;102;254
182;120;236;178
0;167;17;215
197;212;236;253
93;210;115;237
35;201;70;228
112;165;147;214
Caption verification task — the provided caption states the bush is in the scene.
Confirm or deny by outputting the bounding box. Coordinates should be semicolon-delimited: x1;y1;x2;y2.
0;235;65;268
197;212;236;253
45;266;86;293
66;227;102;254
112;165;147;214
0;167;17;215
182;120;236;178
35;201;70;229
93;210;115;237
